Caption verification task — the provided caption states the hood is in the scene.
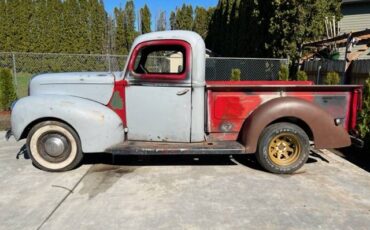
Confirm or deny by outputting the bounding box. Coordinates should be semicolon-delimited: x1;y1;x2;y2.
29;72;119;105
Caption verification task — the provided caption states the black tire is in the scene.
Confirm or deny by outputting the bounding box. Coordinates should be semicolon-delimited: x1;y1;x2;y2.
26;121;83;172
256;122;310;174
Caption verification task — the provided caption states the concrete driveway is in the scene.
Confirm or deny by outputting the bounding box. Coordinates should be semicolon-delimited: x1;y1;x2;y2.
1;131;370;230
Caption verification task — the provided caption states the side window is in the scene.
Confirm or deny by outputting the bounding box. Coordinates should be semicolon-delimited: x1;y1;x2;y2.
133;45;186;76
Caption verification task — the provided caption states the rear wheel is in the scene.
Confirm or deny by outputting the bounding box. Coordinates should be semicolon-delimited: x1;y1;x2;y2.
27;121;83;172
256;122;309;174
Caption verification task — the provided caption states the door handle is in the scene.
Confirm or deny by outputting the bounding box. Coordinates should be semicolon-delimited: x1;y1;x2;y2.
176;89;190;96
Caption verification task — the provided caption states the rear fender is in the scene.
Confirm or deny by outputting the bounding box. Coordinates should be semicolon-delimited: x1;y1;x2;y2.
241;97;351;153
11;95;125;153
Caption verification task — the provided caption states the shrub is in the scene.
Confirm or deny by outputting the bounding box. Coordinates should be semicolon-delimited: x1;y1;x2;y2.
231;68;241;81
278;64;289;81
296;70;308;81
324;72;340;85
0;68;17;111
358;77;370;139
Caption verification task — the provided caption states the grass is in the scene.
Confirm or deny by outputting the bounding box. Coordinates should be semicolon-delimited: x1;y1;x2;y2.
15;72;33;98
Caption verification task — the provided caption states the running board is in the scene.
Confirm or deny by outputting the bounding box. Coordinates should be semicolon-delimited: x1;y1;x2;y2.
106;141;246;155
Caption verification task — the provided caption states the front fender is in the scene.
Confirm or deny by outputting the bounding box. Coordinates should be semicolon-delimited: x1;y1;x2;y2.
11;95;125;153
242;97;351;153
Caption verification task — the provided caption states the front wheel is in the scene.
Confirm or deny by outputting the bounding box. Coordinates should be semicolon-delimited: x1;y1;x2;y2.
27;121;83;172
256;122;310;174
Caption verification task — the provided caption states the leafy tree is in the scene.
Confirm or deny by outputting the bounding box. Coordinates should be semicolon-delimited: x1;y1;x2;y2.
324;72;340;85
296;70;308;81
0;68;17;111
278;64;290;81
140;4;151;34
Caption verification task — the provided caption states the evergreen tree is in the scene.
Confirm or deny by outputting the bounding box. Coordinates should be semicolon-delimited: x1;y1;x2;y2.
61;0;80;53
90;0;107;53
0;68;17;111
114;7;127;54
105;14;115;54
123;0;136;53
0;0;7;51
193;7;211;39
175;4;194;30
156;11;167;31
206;0;342;59
170;11;177;30
140;4;151;34
45;0;64;53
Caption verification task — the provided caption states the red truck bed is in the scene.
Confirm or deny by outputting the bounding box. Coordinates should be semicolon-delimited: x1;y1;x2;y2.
206;81;362;141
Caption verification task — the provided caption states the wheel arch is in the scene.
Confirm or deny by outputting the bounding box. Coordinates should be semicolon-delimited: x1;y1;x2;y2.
240;97;351;153
20;117;79;140
267;117;314;141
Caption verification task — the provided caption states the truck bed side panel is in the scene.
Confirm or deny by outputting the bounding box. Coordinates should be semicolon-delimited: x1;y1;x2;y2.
207;84;360;140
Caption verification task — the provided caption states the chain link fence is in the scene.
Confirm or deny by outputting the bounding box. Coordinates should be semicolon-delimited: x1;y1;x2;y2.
206;57;288;81
0;52;288;98
0;52;127;97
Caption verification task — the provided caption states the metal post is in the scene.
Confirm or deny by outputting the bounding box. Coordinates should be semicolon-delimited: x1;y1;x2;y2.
108;54;111;72
12;53;18;91
317;65;322;85
344;33;353;84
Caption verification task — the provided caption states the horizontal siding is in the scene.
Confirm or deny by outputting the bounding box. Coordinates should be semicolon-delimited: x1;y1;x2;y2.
339;4;370;33
338;3;370;60
338;47;370;60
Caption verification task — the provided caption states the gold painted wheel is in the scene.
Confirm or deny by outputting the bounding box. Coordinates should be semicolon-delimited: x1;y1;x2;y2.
268;133;301;166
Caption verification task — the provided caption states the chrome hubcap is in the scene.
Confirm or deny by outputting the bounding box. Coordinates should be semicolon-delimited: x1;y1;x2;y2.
44;136;66;157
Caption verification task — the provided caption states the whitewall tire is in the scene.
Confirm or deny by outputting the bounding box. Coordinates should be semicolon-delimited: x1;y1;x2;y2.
26;121;83;172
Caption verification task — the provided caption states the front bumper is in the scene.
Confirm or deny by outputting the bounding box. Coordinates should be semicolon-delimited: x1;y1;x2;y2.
5;129;12;141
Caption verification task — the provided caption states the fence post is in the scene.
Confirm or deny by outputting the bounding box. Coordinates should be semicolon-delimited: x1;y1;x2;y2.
107;54;111;72
12;53;18;92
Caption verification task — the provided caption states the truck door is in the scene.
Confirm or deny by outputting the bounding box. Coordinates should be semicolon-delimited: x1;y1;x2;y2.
125;40;192;142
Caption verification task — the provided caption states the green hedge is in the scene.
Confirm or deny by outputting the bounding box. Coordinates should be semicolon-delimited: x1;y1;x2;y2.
358;77;370;139
230;68;241;81
325;72;340;85
0;68;17;111
278;64;289;81
0;54;127;74
296;70;308;81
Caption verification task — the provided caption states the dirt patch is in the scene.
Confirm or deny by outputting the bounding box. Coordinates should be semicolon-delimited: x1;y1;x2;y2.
0;111;10;130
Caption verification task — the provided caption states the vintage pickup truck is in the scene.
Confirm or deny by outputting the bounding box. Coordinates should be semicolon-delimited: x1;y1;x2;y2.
7;31;363;174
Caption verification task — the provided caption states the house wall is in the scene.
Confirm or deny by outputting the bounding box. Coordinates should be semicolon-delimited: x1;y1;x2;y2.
339;3;370;33
338;2;370;60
